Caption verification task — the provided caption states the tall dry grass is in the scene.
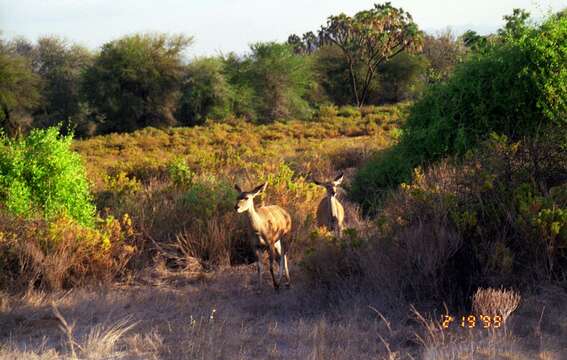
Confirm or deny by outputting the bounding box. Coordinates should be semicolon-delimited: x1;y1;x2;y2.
472;287;522;323
0;212;137;291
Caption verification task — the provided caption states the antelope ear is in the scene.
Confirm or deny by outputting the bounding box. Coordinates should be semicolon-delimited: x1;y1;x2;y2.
333;172;344;185
252;182;267;196
234;184;242;193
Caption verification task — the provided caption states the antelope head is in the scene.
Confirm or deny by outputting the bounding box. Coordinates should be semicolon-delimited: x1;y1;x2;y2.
234;183;267;213
313;172;344;197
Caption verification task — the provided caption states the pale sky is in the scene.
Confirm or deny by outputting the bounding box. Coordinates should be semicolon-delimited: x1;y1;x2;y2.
0;0;565;57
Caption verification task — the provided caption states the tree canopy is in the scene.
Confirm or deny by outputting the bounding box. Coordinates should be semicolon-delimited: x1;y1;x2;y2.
0;42;41;136
176;57;232;126
246;42;314;122
82;33;192;133
319;2;423;106
32;37;93;132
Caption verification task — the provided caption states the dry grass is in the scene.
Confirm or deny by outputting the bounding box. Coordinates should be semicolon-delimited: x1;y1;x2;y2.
1;265;566;359
0;213;137;291
0;267;387;359
79;317;137;359
473;288;522;324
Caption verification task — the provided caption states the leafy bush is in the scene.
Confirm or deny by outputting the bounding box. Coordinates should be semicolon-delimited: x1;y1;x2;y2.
352;13;567;209
28;36;94;133
313;45;353;106
350;147;417;211
167;157;194;187
182;176;236;222
0;127;95;226
176;57;233;126
374;52;429;103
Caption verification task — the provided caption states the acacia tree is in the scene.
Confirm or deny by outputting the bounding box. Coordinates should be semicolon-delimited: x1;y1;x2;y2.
176;57;233;126
319;2;423;106
287;31;320;55
83;33;191;133
246;42;314;122
498;9;530;40
32;37;93;131
422;30;467;83
0;44;41;136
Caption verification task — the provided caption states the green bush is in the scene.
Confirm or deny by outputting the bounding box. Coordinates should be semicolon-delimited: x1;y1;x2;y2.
182;176;236;222
0;127;95;226
167;157;194;188
337;105;361;118
350;147;416;211
223;42;315;122
176;57;233;126
352;14;567;210
374;52;429;103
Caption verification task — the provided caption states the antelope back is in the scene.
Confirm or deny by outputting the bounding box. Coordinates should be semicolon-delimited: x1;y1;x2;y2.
255;205;292;244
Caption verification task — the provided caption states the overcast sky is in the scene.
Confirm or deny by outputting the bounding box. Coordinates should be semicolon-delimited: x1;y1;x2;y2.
0;0;565;57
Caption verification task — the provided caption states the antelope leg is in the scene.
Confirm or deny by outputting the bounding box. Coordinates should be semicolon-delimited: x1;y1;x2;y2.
275;240;284;284
284;254;291;287
256;247;263;287
267;247;279;289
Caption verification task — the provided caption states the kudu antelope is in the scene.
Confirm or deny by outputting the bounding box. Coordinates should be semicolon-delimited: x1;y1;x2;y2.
313;172;345;235
234;183;292;290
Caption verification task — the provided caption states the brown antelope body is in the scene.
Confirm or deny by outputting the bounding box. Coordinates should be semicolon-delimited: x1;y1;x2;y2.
314;173;345;235
234;183;292;290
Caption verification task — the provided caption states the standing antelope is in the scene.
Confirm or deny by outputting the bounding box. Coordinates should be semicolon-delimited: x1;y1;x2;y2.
234;183;292;290
313;172;345;235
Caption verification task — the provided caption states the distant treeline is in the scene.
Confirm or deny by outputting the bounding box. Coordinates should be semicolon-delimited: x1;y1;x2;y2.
0;3;514;137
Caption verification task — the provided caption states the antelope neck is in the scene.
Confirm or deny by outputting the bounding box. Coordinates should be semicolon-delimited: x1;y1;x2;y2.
328;195;338;219
247;201;264;231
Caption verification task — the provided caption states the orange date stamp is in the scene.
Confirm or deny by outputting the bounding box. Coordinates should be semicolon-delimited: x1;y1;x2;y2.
442;315;503;329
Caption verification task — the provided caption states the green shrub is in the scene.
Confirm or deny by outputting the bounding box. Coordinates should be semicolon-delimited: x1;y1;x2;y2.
82;33;191;133
337;105;361;118
0;127;95;226
350;147;416;211
352;14;567;210
374;52;429;103
176;57;233;126
523;14;567;125
182;176;236;222
167;157;194;187
316;104;338;121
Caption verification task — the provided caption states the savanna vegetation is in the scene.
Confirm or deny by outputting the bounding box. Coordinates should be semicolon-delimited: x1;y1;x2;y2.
0;3;566;359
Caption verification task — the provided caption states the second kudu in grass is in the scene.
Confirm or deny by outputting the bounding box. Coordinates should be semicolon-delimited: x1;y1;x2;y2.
234;183;292;290
313;172;345;236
